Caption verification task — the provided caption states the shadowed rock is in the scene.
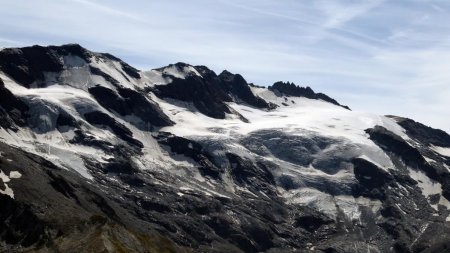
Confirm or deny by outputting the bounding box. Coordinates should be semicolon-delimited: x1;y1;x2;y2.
269;81;350;109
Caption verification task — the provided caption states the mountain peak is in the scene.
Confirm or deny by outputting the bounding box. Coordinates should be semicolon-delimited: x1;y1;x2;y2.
153;62;203;80
0;44;142;88
269;81;350;109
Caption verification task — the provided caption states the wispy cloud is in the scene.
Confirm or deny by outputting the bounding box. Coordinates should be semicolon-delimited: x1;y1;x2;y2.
69;0;150;24
315;0;386;29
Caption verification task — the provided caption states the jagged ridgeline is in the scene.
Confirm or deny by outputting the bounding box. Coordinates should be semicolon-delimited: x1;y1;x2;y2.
1;44;450;253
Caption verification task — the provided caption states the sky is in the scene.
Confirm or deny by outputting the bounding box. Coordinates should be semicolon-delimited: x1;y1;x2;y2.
0;0;449;132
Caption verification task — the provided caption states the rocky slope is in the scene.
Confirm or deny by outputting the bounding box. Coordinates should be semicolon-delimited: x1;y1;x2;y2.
1;44;450;253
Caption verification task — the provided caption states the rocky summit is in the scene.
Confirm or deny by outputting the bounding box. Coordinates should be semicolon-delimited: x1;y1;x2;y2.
1;44;450;253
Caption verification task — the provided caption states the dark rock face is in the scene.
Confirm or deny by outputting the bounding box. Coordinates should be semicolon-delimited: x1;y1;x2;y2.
351;158;394;200
153;66;233;119
153;64;273;120
367;125;450;205
88;85;173;128
56;110;80;130
100;158;140;175
51;43;92;60
365;126;447;182
398;121;450;197
269;81;350;109
0;195;48;248
156;132;223;179
294;210;333;233
69;129;113;151
363;126;450;252
218;70;276;109
0;43;139;90
227;153;276;196
394;116;450;148
0;78;29;131
0;46;63;86
84;111;143;149
0;44;91;87
366;126;428;167
117;87;174;127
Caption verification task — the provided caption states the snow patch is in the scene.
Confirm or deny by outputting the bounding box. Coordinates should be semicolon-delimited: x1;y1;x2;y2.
409;168;441;197
89;56;138;89
161;65;202;80
431;145;450;157
9;171;22;179
0;170;22;199
358;154;393;171
408;167;450;210
140;70;170;86
423;156;436;164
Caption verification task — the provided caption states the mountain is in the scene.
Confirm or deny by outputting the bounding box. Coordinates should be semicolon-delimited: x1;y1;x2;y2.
1;44;450;253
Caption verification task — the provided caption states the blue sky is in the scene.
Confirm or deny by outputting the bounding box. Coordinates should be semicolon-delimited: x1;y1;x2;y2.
0;0;449;132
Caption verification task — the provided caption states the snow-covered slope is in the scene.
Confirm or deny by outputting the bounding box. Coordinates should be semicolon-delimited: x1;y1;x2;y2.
1;44;450;253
